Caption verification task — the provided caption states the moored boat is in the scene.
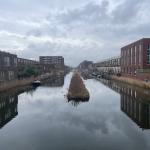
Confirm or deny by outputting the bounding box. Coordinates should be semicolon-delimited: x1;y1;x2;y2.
32;80;41;86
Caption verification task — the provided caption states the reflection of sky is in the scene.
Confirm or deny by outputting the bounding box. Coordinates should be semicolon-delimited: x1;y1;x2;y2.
0;73;150;150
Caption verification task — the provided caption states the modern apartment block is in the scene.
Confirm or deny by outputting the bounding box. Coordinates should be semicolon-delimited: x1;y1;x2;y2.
0;51;18;82
17;58;39;66
94;56;121;75
17;58;40;78
17;57;55;77
121;38;150;80
39;56;64;69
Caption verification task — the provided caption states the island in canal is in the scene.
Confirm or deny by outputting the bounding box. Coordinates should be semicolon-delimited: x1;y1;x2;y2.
67;72;90;101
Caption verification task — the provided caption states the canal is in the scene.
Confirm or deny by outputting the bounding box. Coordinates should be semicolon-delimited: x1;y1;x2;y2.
0;73;150;150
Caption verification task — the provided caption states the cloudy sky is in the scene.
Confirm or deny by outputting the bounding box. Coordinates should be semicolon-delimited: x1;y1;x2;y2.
0;0;149;66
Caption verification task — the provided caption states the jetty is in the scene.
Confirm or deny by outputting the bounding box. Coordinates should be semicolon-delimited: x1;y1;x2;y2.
67;72;90;100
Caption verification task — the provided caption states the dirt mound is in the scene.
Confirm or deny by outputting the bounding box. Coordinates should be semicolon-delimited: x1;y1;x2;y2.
67;72;90;100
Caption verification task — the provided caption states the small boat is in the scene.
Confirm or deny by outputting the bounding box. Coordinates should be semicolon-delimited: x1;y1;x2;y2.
32;80;41;86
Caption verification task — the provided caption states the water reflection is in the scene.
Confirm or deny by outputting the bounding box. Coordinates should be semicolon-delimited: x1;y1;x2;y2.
0;75;65;129
99;79;150;129
0;86;37;129
1;73;150;150
42;74;64;87
68;99;89;107
0;91;18;129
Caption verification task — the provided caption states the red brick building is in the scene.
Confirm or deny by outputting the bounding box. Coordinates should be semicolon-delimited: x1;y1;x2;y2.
121;38;150;80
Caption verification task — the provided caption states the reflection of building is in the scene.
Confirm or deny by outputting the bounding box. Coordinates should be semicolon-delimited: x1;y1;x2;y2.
0;51;18;83
42;75;64;87
121;92;150;129
0;92;18;129
99;79;150;129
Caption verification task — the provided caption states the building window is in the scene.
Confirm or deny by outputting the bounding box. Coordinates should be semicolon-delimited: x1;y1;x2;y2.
4;57;10;67
135;46;137;64
131;48;133;65
8;71;14;80
0;71;5;81
14;58;17;67
147;44;150;64
139;44;142;64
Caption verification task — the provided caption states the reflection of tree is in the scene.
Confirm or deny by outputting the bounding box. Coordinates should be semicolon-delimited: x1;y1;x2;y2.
99;78;150;130
68;99;89;107
26;86;38;96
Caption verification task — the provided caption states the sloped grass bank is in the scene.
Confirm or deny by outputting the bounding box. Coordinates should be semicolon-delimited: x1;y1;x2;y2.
112;76;150;89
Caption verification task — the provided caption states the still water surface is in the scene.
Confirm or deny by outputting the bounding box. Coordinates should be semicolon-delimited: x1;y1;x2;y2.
0;73;150;150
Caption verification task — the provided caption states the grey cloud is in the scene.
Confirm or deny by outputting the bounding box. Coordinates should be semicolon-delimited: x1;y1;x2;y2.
56;1;110;25
0;0;150;66
112;0;144;23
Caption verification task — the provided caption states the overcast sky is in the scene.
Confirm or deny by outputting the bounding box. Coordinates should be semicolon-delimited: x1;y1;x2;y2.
0;0;149;66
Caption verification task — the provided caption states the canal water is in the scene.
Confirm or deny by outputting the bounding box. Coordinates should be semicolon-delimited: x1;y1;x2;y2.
0;73;150;150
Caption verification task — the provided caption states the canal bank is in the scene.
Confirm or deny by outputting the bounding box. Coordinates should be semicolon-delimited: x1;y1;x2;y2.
0;72;65;92
112;75;150;89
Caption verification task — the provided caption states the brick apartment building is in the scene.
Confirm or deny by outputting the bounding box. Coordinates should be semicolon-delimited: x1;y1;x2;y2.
39;56;64;69
0;51;18;82
17;57;40;78
121;38;150;80
0;50;66;82
17;57;55;76
17;58;39;66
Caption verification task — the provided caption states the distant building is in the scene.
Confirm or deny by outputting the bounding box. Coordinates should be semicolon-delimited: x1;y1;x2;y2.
17;58;41;78
77;61;93;79
121;38;150;80
17;58;39;66
18;57;55;76
94;56;121;75
78;61;93;70
39;56;64;69
0;51;18;82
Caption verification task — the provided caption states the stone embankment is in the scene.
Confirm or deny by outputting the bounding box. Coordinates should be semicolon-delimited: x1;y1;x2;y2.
67;72;90;100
